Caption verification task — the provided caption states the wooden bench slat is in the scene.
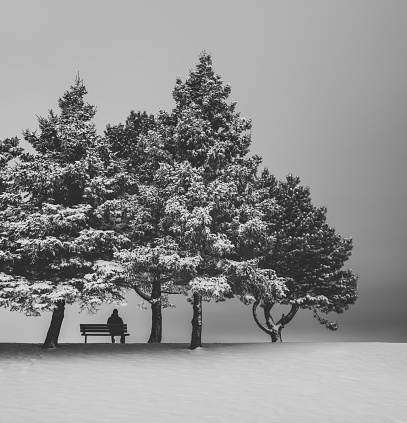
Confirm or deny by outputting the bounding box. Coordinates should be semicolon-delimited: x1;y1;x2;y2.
80;331;128;333
80;329;127;331
80;323;130;343
80;327;127;330
80;324;127;327
81;334;130;336
80;331;128;334
80;324;128;328
80;327;128;330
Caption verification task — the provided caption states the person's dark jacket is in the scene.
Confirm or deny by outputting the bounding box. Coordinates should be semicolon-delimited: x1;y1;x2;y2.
107;310;124;335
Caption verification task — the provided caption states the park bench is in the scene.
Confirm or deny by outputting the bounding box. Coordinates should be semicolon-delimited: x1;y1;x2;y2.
80;324;130;343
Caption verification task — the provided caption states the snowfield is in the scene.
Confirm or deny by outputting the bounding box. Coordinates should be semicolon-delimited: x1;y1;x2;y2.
0;342;406;423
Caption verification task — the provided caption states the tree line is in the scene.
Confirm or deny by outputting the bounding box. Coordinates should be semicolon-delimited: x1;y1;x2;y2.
0;53;358;349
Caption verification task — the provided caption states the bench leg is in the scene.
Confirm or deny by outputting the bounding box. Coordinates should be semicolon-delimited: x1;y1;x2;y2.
85;335;87;344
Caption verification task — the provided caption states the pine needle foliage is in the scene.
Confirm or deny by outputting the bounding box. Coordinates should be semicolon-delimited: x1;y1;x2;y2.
0;77;133;317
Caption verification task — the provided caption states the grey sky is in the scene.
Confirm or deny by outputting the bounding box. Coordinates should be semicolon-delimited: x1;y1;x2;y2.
1;0;406;342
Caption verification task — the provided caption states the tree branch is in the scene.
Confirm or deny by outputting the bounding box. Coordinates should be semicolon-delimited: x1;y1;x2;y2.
278;304;299;326
134;285;151;302
262;301;275;327
161;290;184;295
252;300;275;337
312;308;338;331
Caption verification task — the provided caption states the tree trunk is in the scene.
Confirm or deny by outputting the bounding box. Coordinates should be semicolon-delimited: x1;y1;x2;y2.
252;300;295;342
276;304;300;341
42;300;65;349
259;301;301;342
148;277;162;343
270;330;280;342
262;302;280;342
189;292;202;350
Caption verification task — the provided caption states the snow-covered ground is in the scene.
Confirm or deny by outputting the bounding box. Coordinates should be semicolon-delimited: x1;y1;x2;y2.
0;342;406;423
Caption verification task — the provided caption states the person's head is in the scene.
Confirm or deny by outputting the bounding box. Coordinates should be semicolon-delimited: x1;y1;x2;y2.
112;308;119;316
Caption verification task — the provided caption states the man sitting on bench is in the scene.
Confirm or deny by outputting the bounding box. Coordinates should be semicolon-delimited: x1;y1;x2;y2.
107;309;126;343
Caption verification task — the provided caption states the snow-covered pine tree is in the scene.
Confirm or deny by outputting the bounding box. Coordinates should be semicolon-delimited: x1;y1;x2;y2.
113;164;200;343
104;109;187;343
0;77;133;348
250;169;358;341
161;52;289;349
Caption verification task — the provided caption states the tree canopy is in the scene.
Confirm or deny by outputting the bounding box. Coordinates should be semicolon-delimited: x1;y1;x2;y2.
250;170;358;341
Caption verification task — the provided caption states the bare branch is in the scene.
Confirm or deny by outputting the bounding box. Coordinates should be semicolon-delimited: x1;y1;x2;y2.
262;301;276;327
252;300;275;337
134;285;151;302
277;304;299;326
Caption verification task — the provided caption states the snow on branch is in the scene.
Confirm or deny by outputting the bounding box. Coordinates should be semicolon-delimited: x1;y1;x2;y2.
189;276;232;302
226;259;288;304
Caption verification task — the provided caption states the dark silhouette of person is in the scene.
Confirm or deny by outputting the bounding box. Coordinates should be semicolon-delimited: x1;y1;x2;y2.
107;309;125;343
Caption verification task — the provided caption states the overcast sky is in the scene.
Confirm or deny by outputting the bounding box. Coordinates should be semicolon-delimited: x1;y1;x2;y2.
1;0;406;343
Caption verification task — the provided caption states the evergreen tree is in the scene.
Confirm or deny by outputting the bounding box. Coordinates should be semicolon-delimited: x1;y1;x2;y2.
161;52;287;349
0;77;132;348
114;160;199;343
105;110;180;343
250;170;358;341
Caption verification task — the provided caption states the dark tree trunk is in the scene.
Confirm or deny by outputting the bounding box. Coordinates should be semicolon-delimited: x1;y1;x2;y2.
270;331;280;342
189;292;202;350
277;304;300;342
262;301;300;342
252;300;299;342
262;302;280;342
148;277;162;343
266;325;280;342
42;300;65;349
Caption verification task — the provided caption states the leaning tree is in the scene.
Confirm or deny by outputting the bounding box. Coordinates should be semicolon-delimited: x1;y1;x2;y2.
0;77;133;348
250;170;358;342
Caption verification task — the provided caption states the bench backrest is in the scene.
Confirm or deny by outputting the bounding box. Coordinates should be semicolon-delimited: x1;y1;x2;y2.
80;324;128;333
